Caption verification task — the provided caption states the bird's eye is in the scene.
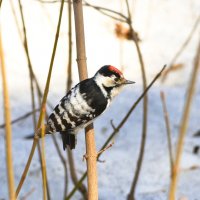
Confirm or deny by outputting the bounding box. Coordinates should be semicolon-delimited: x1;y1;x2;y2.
114;77;119;82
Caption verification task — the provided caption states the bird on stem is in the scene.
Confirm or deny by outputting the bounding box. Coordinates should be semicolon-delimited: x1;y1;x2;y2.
41;65;135;150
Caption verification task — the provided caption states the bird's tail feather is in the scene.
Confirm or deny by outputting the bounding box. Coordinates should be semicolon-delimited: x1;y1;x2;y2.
60;131;77;150
24;126;76;151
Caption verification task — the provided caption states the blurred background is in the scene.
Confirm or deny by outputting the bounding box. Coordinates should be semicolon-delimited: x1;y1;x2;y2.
0;0;200;199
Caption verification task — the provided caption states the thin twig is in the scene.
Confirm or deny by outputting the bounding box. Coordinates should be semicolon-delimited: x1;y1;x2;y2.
40;122;47;200
61;0;74;198
35;0;66;3
160;91;174;177
65;173;87;200
21;188;35;200
35;0;128;22
83;1;127;23
161;15;200;82
66;0;73;94
10;0;53;111
97;141;114;157
15;0;64;184
18;0;37;127
0;32;16;200
15;0;65;197
67;149;87;199
170;15;200;65
11;1;67;195
66;66;166;199
50;133;69;200
17;0;49;198
125;0;148;199
110;120;118;132
12;0;69;197
168;39;200;200
83;141;114;161
0;109;40;129
9;0;23;40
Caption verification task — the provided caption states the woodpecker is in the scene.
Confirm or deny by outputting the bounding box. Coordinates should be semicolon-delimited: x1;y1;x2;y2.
46;65;135;150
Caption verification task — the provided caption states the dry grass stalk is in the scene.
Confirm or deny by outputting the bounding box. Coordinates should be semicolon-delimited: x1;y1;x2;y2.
0;33;16;199
21;188;35;200
67;146;87;199
17;0;49;198
9;0;23;39
12;1;67;197
0;109;40;129
83;1;127;23
161;15;200;82
40;122;47;199
168;40;200;200
73;0;98;199
11;0;70;195
124;0;148;199
66;0;73;91
160;91;174;176
15;0;65;197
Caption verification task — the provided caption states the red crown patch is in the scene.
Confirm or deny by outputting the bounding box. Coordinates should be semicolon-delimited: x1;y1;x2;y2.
108;65;123;75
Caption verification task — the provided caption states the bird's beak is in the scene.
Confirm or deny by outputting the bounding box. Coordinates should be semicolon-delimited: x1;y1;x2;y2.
122;79;135;85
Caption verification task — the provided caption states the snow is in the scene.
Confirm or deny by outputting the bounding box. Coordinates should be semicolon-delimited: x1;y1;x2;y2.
0;0;200;199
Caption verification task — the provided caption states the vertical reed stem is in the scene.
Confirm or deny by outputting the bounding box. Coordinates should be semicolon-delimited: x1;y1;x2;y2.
168;40;200;200
125;0;148;199
0;32;16;200
73;0;98;199
66;1;87;198
160;91;174;176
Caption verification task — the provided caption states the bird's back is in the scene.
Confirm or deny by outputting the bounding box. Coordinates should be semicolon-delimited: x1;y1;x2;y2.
47;78;108;133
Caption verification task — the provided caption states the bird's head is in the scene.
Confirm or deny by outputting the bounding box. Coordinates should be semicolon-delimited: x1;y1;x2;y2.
94;65;135;98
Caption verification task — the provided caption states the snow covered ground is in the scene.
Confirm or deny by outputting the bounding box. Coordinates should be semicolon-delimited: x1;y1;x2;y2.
0;0;200;199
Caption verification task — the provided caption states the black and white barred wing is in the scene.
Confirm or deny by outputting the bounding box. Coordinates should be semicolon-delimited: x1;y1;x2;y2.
47;79;104;133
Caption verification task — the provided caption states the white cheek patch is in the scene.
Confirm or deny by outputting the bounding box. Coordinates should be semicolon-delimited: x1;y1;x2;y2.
94;75;115;98
95;75;115;87
103;76;115;87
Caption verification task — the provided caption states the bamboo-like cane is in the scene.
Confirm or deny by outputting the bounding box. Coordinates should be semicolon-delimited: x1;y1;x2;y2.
66;1;87;198
72;0;98;199
168;40;200;200
0;32;16;199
